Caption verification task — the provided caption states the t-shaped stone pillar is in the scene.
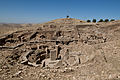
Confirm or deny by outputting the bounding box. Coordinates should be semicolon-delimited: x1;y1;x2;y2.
56;45;59;59
50;45;60;60
50;50;57;60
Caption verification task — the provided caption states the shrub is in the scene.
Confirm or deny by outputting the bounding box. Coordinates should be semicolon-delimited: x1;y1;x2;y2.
92;19;96;23
98;19;104;22
104;19;109;22
110;19;115;21
87;20;91;22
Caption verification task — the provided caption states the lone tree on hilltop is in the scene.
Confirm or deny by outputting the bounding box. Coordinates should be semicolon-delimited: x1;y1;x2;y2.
92;19;96;23
104;19;109;22
98;19;104;22
66;15;69;18
87;20;91;22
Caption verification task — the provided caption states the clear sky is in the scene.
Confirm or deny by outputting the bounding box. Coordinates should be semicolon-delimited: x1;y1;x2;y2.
0;0;120;23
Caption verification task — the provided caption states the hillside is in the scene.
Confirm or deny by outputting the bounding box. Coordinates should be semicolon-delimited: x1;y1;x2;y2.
0;18;120;80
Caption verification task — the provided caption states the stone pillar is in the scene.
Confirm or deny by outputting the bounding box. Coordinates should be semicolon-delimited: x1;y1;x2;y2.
37;44;39;49
45;47;49;58
56;45;59;59
50;50;57;60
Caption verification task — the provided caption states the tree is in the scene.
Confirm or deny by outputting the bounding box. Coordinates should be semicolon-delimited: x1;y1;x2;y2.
104;19;109;22
66;15;69;18
98;19;104;22
87;20;91;22
110;19;115;22
92;19;96;23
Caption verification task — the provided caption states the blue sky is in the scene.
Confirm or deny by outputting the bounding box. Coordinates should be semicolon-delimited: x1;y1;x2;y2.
0;0;120;23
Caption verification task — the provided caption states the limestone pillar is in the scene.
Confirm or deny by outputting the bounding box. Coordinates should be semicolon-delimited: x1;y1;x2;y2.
45;47;49;58
56;45;59;59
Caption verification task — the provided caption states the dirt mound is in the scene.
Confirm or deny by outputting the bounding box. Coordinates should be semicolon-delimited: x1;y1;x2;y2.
0;18;120;80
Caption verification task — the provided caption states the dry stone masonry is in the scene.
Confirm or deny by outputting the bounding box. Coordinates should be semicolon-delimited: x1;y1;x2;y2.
0;18;111;68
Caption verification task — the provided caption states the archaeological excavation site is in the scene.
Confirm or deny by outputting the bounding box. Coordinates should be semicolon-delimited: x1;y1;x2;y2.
0;18;120;80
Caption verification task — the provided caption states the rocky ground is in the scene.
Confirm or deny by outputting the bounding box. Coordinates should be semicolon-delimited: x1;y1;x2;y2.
0;18;120;80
